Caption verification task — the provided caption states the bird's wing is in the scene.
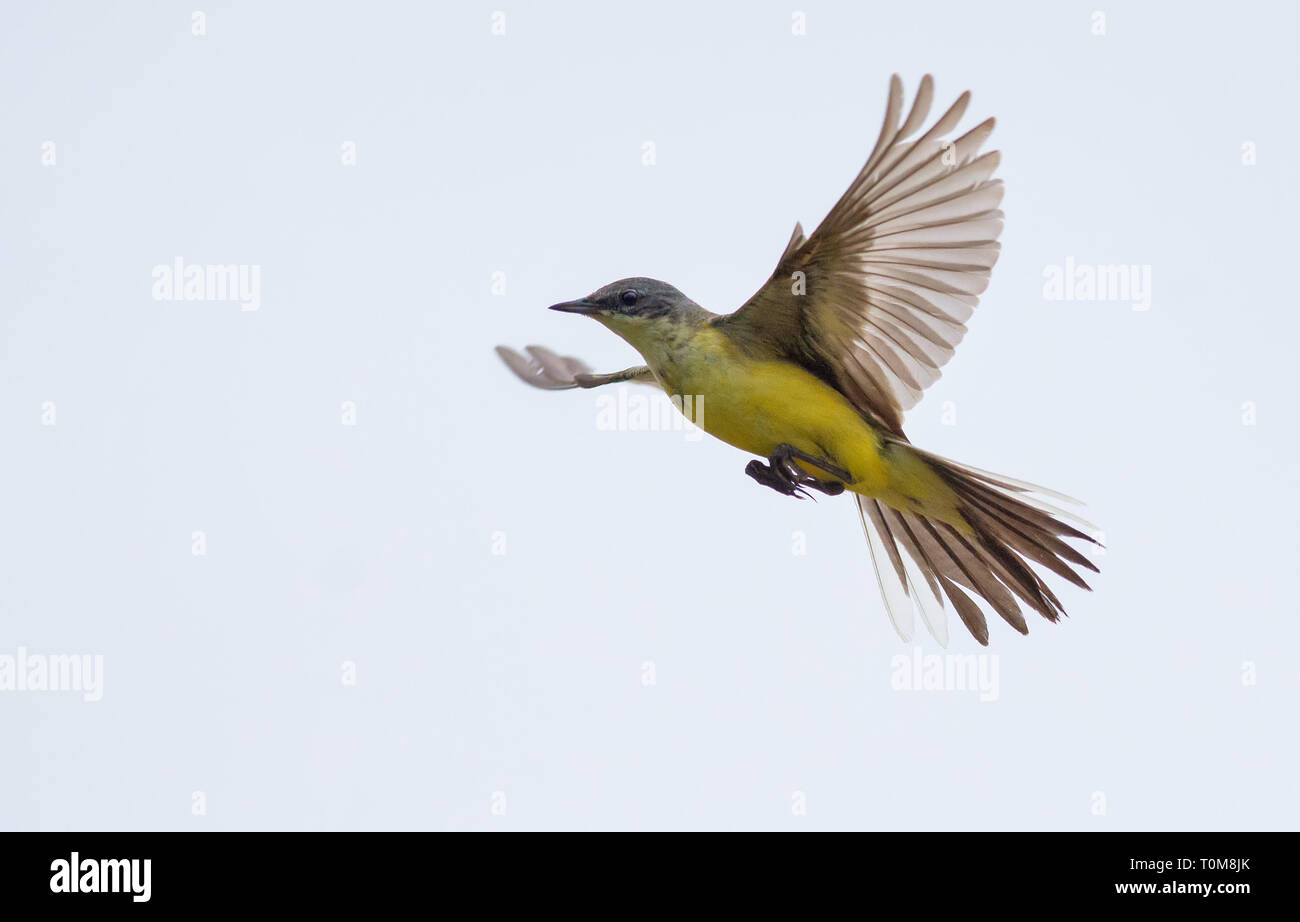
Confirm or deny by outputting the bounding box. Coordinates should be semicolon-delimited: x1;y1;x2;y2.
718;74;1004;435
496;345;593;389
496;345;654;389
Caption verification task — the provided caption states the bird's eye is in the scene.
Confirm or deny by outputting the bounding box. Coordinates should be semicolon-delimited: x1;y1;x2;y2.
620;290;639;308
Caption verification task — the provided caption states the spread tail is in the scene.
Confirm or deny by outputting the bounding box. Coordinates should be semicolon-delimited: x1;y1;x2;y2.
856;449;1101;646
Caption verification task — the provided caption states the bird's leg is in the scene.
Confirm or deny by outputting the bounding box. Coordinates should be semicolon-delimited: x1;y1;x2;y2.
772;444;851;485
745;444;850;499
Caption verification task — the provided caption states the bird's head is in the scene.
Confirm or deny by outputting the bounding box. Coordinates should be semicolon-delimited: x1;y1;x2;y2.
549;277;707;355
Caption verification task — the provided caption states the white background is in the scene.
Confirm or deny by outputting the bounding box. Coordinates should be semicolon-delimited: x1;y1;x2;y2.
1;1;1296;830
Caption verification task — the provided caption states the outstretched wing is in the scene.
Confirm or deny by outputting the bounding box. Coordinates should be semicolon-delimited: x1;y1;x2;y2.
718;74;1004;435
496;345;654;389
496;345;593;389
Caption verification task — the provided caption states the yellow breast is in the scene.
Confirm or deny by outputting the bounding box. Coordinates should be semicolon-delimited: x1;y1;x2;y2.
599;316;960;520
652;327;893;493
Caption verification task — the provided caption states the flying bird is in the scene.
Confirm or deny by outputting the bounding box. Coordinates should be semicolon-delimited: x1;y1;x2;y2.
497;74;1099;646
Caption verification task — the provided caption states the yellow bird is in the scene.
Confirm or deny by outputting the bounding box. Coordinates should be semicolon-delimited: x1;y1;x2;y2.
498;74;1099;646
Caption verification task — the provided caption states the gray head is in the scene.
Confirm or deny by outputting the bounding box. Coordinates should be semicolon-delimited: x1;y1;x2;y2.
548;277;706;321
548;278;714;357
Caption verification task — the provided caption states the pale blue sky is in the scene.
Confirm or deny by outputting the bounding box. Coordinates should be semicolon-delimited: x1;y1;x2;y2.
1;0;1296;830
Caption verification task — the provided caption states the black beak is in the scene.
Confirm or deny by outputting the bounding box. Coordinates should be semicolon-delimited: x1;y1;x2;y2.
548;298;601;315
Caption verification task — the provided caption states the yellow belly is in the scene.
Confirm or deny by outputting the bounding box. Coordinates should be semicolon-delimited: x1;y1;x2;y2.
605;320;963;524
651;328;902;491
685;359;886;489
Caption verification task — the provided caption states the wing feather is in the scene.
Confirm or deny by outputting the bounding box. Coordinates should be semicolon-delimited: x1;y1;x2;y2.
719;75;1004;433
496;346;655;390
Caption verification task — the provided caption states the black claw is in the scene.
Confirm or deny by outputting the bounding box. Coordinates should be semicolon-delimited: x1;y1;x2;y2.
746;460;804;497
744;444;850;499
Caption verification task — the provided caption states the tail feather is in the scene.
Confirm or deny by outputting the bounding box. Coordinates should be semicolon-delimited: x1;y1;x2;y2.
933;520;1029;633
856;453;1101;646
938;575;992;647
857;499;950;645
858;499;919;640
960;493;1094;591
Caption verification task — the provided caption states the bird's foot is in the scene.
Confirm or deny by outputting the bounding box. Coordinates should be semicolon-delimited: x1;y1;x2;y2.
746;459;813;499
745;444;850;499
